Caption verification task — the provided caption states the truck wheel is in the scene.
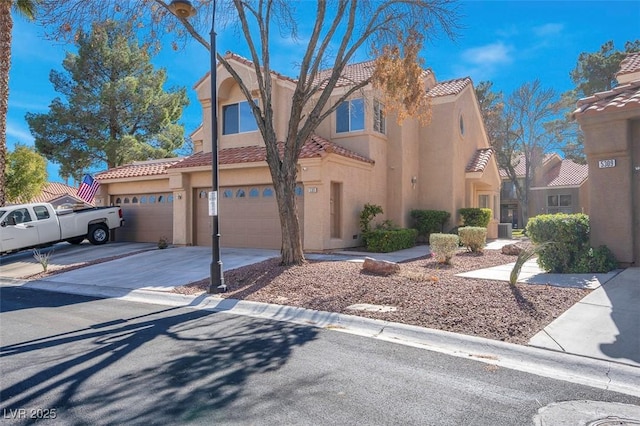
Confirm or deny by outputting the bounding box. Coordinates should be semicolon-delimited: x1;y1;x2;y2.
66;237;85;245
88;224;109;245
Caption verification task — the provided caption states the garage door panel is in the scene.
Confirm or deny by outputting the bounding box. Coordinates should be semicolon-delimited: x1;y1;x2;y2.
194;185;303;249
115;193;173;243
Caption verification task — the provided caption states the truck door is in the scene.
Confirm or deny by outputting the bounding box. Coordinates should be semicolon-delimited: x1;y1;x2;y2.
0;207;40;252
32;205;60;244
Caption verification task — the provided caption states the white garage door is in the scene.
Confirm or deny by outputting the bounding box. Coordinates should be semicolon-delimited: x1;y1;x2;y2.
114;193;173;243
194;185;304;249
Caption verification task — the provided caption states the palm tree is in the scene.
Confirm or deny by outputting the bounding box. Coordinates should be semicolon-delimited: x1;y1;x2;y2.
0;0;37;207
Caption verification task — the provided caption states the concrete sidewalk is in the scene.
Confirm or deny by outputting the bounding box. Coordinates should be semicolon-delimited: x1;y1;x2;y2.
529;267;640;368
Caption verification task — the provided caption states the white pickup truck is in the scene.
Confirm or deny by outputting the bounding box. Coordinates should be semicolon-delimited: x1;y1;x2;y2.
0;203;124;255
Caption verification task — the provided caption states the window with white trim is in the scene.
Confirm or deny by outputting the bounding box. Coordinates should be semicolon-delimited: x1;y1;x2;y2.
336;98;364;133
374;99;385;134
223;100;258;135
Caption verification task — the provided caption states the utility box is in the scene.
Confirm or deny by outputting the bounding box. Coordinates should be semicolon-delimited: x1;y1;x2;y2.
498;223;512;239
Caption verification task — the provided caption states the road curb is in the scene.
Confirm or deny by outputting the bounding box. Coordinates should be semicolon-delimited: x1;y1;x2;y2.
3;279;639;398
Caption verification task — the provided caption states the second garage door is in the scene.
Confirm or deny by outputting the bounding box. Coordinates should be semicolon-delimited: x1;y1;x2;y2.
194;185;304;249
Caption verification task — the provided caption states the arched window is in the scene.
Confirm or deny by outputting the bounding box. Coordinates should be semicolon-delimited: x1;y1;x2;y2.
124;198;130;204
149;196;156;203
263;187;274;197
295;186;304;197
140;196;147;204
132;197;138;204
168;195;174;203
199;190;208;199
115;198;122;204
223;189;233;198
249;188;259;197
236;189;246;198
158;195;165;203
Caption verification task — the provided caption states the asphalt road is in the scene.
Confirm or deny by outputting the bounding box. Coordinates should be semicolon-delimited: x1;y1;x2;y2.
1;287;638;425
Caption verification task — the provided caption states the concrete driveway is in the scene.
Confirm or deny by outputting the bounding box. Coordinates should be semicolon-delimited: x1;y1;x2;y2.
0;242;280;292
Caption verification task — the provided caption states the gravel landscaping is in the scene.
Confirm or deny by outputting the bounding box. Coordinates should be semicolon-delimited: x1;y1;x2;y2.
175;248;590;344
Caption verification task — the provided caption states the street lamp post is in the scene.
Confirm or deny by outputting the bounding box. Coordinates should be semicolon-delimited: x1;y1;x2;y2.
169;0;225;293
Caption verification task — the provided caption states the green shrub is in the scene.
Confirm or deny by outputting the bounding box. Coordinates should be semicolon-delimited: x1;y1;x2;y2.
366;228;418;253
359;204;383;234
526;213;590;273
575;245;618;273
429;233;460;264
458;227;487;253
410;209;450;239
459;208;492;227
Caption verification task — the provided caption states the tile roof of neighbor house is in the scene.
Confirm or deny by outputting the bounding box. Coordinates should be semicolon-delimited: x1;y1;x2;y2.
17;182;84;204
169;135;374;170
573;80;640;117
498;154;555;178
427;77;472;98
542;159;588;187
616;51;640;77
95;158;182;180
465;148;494;173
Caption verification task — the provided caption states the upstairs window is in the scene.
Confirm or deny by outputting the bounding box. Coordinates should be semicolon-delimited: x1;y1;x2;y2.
336;98;364;133
223;100;258;135
374;100;386;134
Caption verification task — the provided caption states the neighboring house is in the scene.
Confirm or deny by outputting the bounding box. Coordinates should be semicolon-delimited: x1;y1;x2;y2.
95;53;501;250
12;182;93;209
573;51;640;267
499;154;589;228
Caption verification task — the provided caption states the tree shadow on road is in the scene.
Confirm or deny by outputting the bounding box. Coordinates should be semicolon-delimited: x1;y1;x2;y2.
0;292;318;424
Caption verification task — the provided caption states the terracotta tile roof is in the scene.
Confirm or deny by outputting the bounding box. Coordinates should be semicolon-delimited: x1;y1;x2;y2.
616;51;640;78
427;77;471;97
95;158;182;180
573;80;640;117
315;60;377;89
16;182;83;204
465;148;493;173
169;135;374;170
499;153;555;178
542;159;588;187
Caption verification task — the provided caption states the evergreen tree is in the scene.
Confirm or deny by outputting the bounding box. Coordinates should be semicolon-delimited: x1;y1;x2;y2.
26;20;189;181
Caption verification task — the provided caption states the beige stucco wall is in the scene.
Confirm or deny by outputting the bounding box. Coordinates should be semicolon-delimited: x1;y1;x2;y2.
577;112;638;266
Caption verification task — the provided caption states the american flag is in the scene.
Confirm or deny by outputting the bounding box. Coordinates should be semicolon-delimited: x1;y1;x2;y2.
77;174;100;203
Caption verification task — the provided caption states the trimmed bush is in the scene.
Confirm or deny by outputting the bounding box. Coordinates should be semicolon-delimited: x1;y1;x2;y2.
429;233;460;264
458;226;487;253
366;228;418;253
410;209;450;239
526;213;590;273
459;208;492;227
575;245;618;273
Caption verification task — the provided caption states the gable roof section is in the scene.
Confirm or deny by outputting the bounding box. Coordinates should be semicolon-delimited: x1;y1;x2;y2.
18;182;84;204
96;158;182;180
499;153;556;178
573;80;640;117
465;148;493;173
616;51;640;80
541;159;588;187
427;77;472;98
169;135;373;170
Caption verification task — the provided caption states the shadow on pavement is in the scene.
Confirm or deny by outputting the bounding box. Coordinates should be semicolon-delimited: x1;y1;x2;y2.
599;268;640;365
0;288;319;424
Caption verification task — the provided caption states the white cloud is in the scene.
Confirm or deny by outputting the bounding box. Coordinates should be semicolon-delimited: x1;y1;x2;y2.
533;23;564;38
461;42;512;66
6;122;34;145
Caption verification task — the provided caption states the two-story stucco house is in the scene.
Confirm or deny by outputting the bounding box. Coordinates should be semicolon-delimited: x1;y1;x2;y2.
500;153;589;228
94;53;501;251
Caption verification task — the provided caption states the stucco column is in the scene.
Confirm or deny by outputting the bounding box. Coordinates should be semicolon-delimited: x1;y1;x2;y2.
169;172;191;246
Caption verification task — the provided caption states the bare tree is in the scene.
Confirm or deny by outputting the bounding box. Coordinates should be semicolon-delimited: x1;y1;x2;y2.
32;0;460;264
503;80;559;225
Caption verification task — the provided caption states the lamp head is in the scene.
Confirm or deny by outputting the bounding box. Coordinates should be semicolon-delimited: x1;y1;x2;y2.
169;0;197;18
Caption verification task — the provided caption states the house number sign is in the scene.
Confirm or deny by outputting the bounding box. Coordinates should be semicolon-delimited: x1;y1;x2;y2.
598;159;616;169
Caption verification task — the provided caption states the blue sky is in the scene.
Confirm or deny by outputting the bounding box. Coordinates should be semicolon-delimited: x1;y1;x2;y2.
7;0;640;184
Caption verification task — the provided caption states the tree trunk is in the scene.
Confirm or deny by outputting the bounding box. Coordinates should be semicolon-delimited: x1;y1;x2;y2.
272;159;305;265
0;2;12;207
